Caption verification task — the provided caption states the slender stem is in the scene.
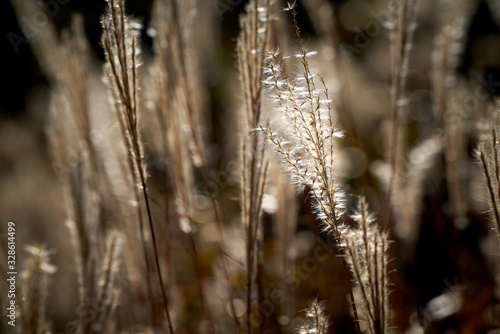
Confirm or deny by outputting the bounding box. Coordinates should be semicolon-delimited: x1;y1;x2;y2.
256;250;265;334
386;103;400;231
188;233;215;334
167;1;241;328
338;246;362;334
139;175;175;334
480;147;500;230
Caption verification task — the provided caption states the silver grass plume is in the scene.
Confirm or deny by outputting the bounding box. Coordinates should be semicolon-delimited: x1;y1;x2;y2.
260;3;345;237
29;10;126;332
101;0;173;330
151;0;197;235
91;232;124;333
150;1;231;331
101;0;145;189
342;197;391;334
237;0;272;331
387;0;419;229
261;6;366;330
150;0;203;168
19;245;56;334
297;299;329;334
49;95;125;333
11;0;126;265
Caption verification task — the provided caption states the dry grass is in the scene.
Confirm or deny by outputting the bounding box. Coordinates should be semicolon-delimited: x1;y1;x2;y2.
4;0;500;333
237;1;271;332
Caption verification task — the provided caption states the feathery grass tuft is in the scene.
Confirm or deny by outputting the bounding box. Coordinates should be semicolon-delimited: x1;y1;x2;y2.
260;2;346;237
297;299;329;334
19;245;56;334
342;197;391;334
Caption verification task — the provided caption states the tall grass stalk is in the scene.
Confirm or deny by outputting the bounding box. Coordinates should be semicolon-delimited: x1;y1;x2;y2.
259;3;366;332
431;8;470;229
387;0;418;229
19;245;56;334
478;107;500;249
297;299;329;334
237;0;272;332
342;198;390;334
101;0;172;330
150;0;240;330
150;2;215;330
13;5;131;331
11;0;497;332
